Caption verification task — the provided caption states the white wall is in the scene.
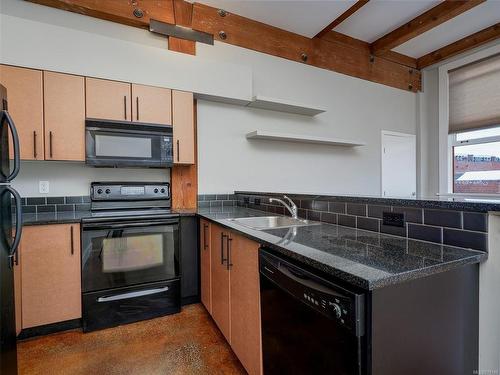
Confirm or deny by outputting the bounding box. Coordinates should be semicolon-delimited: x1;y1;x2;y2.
1;0;417;197
11;161;168;196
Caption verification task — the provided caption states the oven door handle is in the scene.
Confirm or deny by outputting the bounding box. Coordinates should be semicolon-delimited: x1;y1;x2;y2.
83;219;179;230
97;286;169;302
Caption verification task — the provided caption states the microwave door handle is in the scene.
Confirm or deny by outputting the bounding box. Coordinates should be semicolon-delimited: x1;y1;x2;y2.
5;186;22;267
2;111;21;181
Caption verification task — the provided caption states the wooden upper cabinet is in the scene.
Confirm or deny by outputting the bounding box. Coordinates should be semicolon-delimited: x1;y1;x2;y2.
131;84;172;125
230;232;262;375
85;77;131;121
0;65;44;160
43;72;85;161
210;223;231;342
172;90;195;164
21;224;81;329
200;219;212;314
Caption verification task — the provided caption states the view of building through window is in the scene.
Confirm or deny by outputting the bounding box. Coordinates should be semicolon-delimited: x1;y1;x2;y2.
453;127;500;194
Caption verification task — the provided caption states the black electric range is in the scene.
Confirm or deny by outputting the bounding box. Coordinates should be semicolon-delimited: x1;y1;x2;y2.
81;182;181;332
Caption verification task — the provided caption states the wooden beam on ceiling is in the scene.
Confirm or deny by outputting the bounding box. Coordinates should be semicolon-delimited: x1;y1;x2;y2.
27;0;175;28
417;23;500;69
321;30;417;68
371;0;486;56
191;3;420;92
169;0;196;55
26;0;421;91
315;0;369;39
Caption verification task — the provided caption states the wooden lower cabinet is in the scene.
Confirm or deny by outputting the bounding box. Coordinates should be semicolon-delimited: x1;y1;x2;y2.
20;224;82;329
200;219;212;313
210;224;231;341
204;221;263;375
229;232;262;375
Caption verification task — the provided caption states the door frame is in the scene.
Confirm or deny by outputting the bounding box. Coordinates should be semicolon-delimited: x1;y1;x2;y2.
381;130;417;198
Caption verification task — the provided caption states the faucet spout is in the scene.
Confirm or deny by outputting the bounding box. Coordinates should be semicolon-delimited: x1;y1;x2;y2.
269;195;298;219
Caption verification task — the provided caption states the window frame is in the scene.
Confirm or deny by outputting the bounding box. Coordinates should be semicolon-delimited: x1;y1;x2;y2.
437;43;500;197
449;129;500;196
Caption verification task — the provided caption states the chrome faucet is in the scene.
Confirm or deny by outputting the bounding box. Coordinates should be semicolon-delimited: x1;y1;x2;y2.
269;195;298;219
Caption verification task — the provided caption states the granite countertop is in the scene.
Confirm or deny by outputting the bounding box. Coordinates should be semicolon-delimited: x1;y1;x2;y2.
198;207;486;290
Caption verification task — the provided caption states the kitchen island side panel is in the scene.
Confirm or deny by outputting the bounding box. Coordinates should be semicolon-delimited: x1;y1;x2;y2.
371;264;479;375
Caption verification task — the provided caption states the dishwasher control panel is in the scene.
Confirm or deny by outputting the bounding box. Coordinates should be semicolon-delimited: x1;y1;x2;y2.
302;289;354;330
260;249;365;337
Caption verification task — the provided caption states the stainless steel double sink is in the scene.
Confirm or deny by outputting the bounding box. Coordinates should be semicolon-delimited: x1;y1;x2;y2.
228;216;320;231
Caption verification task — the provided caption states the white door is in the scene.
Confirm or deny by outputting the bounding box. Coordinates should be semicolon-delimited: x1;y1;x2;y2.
381;131;416;198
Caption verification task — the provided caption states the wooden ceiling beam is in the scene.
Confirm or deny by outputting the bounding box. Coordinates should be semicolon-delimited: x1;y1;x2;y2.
321;30;417;68
26;0;421;91
417;23;500;69
315;0;369;39
192;3;420;92
371;0;486;56
27;0;176;28
170;0;196;55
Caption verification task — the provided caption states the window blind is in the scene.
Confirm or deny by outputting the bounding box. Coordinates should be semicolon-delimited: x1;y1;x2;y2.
448;53;500;134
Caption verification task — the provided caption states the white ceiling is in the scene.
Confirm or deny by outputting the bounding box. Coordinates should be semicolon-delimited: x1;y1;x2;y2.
394;1;500;57
198;0;500;59
334;0;440;43
198;0;356;38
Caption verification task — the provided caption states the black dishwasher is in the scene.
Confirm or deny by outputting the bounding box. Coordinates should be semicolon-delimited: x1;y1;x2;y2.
260;249;367;375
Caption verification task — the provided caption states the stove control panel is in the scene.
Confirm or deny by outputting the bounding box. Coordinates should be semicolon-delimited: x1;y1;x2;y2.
91;182;170;201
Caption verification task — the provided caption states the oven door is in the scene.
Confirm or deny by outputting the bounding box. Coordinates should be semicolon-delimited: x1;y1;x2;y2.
82;218;179;293
85;119;173;168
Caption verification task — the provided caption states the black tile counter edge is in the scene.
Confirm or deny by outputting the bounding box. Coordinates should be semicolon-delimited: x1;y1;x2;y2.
197;212;486;291
235;191;500;213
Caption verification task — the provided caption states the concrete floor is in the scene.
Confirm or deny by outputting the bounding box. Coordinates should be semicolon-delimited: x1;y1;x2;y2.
17;304;246;375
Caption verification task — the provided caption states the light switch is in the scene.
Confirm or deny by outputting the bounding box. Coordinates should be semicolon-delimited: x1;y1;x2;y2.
39;181;49;194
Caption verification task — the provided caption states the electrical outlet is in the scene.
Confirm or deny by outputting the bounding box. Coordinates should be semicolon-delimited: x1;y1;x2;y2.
382;212;405;227
39;181;50;194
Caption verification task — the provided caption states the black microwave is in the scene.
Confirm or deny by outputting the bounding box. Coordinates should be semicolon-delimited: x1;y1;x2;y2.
85;119;173;168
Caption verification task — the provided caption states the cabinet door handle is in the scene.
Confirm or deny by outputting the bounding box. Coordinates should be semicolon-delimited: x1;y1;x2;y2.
136;97;139;121
220;233;227;265
33;131;37;158
124;95;127;120
49;131;53;158
176;140;180;162
226;237;233;271
203;223;208;249
70;226;74;255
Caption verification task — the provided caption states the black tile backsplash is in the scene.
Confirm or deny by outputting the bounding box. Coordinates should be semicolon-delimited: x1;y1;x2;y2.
197;194;238;211
47;197;64;204
443;228;487;252
367;205;391;219
346;203;367;216
357;216;380;232
424;209;462;228
18;196;90;215
26;197;46;205
408;224;442;244
338;214;356;228
463;212;488;232
235;192;490;252
393;206;423;224
328;202;346;214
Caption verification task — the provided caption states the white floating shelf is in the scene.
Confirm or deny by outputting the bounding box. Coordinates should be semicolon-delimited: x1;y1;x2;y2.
246;95;326;116
246;131;365;147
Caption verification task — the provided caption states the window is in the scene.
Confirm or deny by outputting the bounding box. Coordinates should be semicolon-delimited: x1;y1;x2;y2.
451;126;500;194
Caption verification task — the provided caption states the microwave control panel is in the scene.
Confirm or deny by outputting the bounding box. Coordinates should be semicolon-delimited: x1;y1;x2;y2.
161;136;173;163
